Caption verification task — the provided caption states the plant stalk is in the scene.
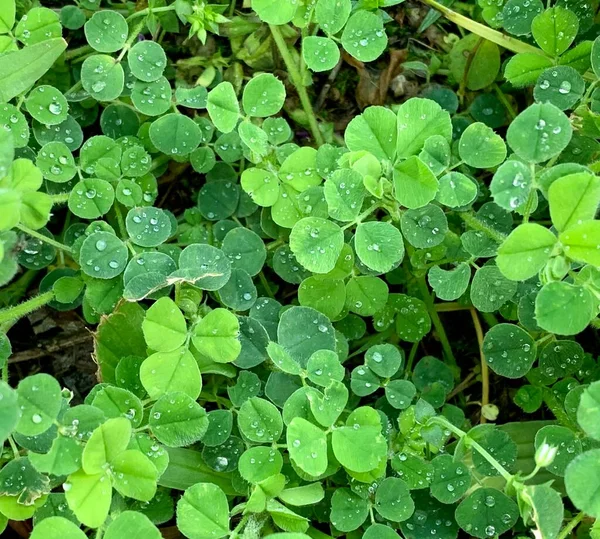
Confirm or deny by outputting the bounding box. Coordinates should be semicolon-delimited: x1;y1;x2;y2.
556;512;585;539
0;291;55;326
269;24;324;146
418;0;546;57
16;224;72;254
470;308;489;424
416;276;456;368
459;211;507;244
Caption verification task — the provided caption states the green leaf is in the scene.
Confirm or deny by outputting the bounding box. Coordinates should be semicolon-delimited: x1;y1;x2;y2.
455;488;518;538
239;446;283;483
84;11;128;53
298;276;346;319
0;0;15;33
505;53;554;87
323;168;365;222
243;73;285;117
577;381;600;440
238;397;283;443
287;417;328;476
330;488;369;532
375;477;414;522
428;263;471;301
393;156;439;209
0;38;66;102
252;0;297;24
483;323;536;378
149;392;208;447
401;205;448;249
267;341;303;375
128;41;167;82
315;0;351;35
26;86;68;127
346;276;388;316
306;349;344;387
278;483;324;506
341;11;387;63
565;449;600;519
534;66;584;111
396;98;452;158
549;172;600;232
436;172;478;208
207;82;240;132
497;223;557;280
560;221;600;266
82;417;131;474
470;265;517;313
142;297;187;352
290;217;344;274
521;484;564;539
531;6;578;56
176;483;229;539
365;343;402;378
81;54;124;101
355;221;405;273
302;36;340;72
502;0;543;36
430;454;471;504
104;511;161;539
149;113;201;156
111;450;157;501
331;407;386;473
69;178;115;219
29;435;82;476
344;106;397;161
394;295;431;342
16;373;61;436
490;160;533;211
458;122;507;168
192;308;241;363
79;232;128;280
506;103;573;163
140;348;201;400
64;469;112;528
30;516;87;539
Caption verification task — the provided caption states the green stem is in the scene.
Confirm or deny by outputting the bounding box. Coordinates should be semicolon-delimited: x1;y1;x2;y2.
116;19;147;62
269;24;324;146
418;0;547;57
556;512;585;539
431;416;513;482
459;211;507;244
0;291;55;325
65;44;93;60
416;276;456;367
16;224;72;254
126;5;177;21
404;341;419;378
50;192;70;205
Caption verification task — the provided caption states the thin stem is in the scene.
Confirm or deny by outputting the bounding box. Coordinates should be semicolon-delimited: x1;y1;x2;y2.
126;5;177;21
7;436;20;459
416;276;456;367
556;512;585;539
418;0;547;57
459;211;507;244
258;272;275;299
470;308;489;424
65;44;93;60
404;342;419;378
116;19;147;62
50;192;70;205
0;291;55;325
269;24;324;146
492;83;517;120
431;416;513;482
16;224;72;254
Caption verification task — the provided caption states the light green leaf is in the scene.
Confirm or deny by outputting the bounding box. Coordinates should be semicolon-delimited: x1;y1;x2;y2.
355;221;404;273
140;348;201;400
396;98;452;158
82;417;131;474
64;469;112;528
497;223;557;280
176;483;229;539
287;417;328;476
289;217;344;274
549;172;600;232
142;297;187;352
207;82;240;132
393;156;439;209
483;323;536;378
458;122;507;168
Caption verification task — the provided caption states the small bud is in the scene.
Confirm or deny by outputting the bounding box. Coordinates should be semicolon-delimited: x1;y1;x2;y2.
535;441;558;468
